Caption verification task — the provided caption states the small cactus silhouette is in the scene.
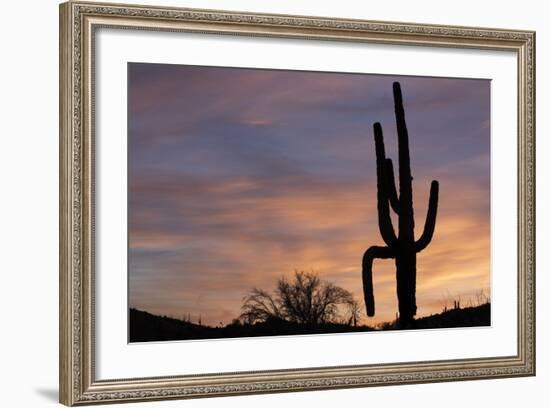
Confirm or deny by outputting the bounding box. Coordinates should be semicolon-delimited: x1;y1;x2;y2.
362;82;440;327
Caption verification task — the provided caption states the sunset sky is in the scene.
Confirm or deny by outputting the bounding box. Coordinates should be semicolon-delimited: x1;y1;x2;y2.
128;63;490;328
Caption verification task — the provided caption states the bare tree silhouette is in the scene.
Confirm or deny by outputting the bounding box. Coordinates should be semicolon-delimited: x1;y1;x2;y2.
239;288;282;323
345;298;362;327
362;82;440;327
241;271;361;326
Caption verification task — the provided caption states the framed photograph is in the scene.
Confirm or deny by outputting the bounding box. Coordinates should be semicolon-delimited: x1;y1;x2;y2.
59;1;535;405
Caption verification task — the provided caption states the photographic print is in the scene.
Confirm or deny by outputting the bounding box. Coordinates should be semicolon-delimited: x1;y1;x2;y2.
128;63;491;343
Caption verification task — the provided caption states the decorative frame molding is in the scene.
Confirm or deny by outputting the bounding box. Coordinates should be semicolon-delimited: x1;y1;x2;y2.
59;1;535;405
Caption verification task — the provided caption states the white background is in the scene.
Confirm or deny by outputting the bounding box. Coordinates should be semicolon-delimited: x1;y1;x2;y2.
0;0;545;407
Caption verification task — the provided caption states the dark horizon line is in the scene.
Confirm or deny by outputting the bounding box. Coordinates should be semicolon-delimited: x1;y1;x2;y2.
129;299;492;329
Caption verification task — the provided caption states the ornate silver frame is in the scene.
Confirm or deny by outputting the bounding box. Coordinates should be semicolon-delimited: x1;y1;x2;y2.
59;1;536;405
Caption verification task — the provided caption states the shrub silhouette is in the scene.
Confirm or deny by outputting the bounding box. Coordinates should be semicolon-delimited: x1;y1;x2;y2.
362;82;440;327
240;270;360;326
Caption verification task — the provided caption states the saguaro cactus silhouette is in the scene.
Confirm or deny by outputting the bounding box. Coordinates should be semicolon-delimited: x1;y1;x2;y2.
362;82;439;327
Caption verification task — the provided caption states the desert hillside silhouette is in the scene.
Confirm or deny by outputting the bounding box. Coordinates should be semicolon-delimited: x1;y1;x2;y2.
129;301;490;342
129;271;490;342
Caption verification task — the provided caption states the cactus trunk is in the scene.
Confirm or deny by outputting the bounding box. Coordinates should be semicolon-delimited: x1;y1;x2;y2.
395;246;416;325
362;82;439;328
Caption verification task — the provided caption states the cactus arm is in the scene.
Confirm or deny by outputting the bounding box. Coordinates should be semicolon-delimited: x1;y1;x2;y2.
384;158;400;214
362;245;395;317
415;180;439;252
374;122;398;246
